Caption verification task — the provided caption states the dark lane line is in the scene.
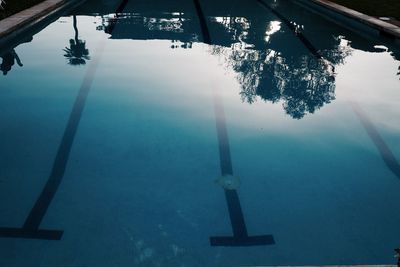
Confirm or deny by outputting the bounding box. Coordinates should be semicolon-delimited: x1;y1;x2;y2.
351;102;400;180
193;0;211;44
213;92;248;241
22;41;107;231
256;0;322;59
214;93;233;177
0;0;129;240
106;0;129;34
193;0;275;247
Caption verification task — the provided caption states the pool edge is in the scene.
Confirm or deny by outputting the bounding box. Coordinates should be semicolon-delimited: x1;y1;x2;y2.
293;0;400;40
0;0;84;42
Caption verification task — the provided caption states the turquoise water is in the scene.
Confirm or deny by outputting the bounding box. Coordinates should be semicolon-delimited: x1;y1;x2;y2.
0;0;400;265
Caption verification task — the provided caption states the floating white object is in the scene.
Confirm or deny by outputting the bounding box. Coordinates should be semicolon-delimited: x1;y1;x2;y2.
215;175;241;190
374;45;388;51
379;17;391;21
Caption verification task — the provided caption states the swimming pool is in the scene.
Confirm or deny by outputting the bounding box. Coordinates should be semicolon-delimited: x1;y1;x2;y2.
0;0;400;265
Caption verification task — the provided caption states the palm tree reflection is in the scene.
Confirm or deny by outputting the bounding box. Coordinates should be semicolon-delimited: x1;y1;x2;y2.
64;15;90;66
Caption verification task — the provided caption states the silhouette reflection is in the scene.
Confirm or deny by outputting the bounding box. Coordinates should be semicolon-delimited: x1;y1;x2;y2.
0;36;32;75
1;49;23;75
2;0;398;115
211;45;337;118
101;11;197;47
206;13;343;118
72;0;399;118
63;15;90;66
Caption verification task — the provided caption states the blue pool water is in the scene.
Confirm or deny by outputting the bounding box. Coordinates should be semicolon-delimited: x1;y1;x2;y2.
0;0;400;265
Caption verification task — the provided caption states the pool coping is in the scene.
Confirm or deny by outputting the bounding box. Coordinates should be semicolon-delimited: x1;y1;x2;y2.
305;0;400;39
0;0;80;39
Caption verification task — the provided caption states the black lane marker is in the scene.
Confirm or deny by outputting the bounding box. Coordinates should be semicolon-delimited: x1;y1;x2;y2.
256;0;322;59
105;0;129;34
193;0;211;44
351;102;400;179
0;40;106;241
210;92;275;246
193;0;275;247
22;41;106;232
0;0;128;240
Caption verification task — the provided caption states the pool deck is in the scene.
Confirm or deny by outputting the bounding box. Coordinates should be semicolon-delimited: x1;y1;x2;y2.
307;0;400;39
0;0;79;39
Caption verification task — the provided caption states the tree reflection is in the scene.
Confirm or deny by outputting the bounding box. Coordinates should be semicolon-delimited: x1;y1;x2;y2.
98;11;196;47
393;52;400;80
63;15;90;66
209;17;353;119
78;1;398;116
